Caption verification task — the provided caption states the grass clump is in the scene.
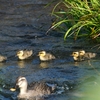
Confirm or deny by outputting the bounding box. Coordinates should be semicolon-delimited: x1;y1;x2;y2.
48;0;100;43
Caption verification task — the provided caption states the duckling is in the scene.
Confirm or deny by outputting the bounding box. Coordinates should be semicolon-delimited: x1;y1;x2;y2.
79;50;96;59
38;51;56;61
0;55;7;62
71;50;96;61
71;51;79;61
16;50;33;60
13;76;56;99
79;50;85;56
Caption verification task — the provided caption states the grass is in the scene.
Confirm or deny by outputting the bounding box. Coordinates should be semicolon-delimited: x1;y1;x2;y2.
48;0;100;43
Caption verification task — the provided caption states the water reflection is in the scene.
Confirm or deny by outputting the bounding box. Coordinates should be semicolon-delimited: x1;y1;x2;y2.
0;63;7;68
17;59;33;68
17;60;26;68
39;62;49;68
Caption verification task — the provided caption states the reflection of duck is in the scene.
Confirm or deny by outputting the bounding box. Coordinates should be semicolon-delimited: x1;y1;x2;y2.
0;55;7;62
40;62;49;68
11;76;56;99
71;50;96;61
17;61;25;68
16;50;33;60
38;51;55;61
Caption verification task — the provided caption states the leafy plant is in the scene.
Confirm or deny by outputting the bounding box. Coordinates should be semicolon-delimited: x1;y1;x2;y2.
49;0;100;42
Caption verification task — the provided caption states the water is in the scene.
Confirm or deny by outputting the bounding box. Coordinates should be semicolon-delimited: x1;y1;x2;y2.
0;0;100;100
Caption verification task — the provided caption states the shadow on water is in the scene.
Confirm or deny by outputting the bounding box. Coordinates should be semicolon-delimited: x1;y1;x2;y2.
0;0;100;100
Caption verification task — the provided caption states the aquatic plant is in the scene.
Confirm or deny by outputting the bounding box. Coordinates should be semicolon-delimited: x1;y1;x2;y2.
49;0;100;42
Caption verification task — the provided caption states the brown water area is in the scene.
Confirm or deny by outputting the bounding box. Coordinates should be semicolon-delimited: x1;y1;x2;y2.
0;0;100;100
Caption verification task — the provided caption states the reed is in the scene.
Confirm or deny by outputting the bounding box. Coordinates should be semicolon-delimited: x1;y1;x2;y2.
50;0;100;42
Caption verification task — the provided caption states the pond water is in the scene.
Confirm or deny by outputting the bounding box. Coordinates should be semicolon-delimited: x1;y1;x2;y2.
0;1;100;100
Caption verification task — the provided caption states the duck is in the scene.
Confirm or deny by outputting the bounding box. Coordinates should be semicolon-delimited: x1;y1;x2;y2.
38;51;56;61
0;55;7;62
79;50;96;60
10;76;56;99
16;49;33;60
71;50;96;61
71;51;79;61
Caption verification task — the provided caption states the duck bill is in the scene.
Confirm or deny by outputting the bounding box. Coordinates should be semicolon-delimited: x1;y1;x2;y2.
10;88;16;91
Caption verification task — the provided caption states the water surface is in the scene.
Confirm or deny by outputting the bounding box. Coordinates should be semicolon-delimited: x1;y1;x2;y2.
0;1;100;100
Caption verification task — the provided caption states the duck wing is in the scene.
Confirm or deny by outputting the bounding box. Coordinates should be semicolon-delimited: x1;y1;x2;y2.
23;50;33;58
46;53;55;60
28;82;55;95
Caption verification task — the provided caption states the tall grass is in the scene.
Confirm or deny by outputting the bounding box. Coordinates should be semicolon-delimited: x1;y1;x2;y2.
49;0;100;42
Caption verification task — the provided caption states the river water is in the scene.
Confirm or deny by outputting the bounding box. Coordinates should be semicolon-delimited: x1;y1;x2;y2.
0;1;100;100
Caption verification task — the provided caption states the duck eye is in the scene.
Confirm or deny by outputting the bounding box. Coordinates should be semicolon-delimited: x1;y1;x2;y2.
21;79;25;81
17;52;20;54
18;79;25;83
39;52;43;54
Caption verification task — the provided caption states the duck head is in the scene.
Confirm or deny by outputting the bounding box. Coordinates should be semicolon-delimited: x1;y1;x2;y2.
16;50;24;57
16;76;28;94
38;51;46;57
71;52;79;61
79;50;85;56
